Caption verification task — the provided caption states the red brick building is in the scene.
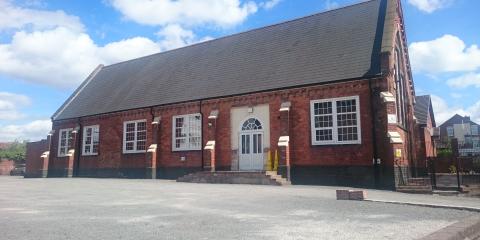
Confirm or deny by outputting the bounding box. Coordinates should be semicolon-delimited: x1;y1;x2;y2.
37;0;420;189
413;95;436;176
25;139;49;178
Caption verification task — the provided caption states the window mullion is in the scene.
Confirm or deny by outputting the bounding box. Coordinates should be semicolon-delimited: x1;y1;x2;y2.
332;100;338;143
134;122;138;151
185;116;190;149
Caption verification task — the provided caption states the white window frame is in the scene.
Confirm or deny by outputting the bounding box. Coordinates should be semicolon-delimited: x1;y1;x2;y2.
82;125;99;156
123;119;147;154
172;113;202;151
310;96;361;145
58;128;73;157
447;126;454;137
472;125;479;136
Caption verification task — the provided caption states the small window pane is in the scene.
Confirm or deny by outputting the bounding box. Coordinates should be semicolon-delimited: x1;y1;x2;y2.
136;141;146;151
126;142;134;150
316;129;332;141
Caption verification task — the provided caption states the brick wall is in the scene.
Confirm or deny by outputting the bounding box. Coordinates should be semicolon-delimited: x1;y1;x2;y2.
49;77;404;188
0;159;14;175
25;139;49;177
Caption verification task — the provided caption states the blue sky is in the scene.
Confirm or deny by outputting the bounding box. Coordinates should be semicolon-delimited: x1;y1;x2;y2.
0;0;479;141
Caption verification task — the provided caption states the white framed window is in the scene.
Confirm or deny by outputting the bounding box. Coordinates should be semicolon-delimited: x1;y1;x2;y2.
58;128;73;157
83;125;99;156
172;113;202;151
123;120;147;153
447;126;454;137
310;96;361;145
472;125;479;136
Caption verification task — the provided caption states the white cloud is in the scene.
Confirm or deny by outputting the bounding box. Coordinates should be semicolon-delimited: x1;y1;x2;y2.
450;92;463;99
325;0;340;10
0;119;51;142
431;95;480;124
0;1;221;88
447;72;480;89
260;0;281;10
0;27;163;88
99;37;162;64
0;92;31;120
407;0;453;13
110;0;258;28
409;35;480;74
0;0;84;32
0;25;214;88
156;24;213;51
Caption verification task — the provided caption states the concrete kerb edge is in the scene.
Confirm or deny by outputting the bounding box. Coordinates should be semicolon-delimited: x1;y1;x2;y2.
364;199;480;213
418;215;480;240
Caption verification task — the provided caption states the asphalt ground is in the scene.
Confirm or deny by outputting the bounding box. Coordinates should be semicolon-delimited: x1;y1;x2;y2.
0;176;478;240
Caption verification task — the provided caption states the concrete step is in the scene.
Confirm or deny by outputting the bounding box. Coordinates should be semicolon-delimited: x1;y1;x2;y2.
396;185;433;194
408;178;432;186
177;171;290;186
432;190;460;196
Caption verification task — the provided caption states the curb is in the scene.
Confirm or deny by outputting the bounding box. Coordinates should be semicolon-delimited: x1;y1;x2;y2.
419;215;480;240
363;199;480;213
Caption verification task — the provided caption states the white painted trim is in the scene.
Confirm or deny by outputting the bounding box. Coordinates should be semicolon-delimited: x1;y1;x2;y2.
172;113;202;151
310;95;362;145
82;125;99;156
238;116;264;133
123;119;147;154
57;128;73;157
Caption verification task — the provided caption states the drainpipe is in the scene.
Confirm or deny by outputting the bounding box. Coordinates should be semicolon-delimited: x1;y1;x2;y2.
369;78;380;188
407;101;416;177
200;100;204;171
74;118;82;177
148;107;158;179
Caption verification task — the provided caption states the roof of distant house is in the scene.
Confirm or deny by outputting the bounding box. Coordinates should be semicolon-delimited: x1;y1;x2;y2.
439;114;479;128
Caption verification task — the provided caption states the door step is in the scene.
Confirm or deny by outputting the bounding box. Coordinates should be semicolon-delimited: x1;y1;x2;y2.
177;171;290;186
396;185;433;194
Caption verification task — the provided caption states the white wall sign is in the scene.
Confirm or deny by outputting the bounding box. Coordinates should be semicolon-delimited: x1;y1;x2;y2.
388;114;397;124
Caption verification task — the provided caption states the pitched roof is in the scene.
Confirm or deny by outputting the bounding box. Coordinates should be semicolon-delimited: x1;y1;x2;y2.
440;114;479;128
53;0;388;120
414;95;435;126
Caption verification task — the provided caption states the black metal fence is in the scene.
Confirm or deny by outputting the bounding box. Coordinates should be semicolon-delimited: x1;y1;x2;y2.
428;138;480;191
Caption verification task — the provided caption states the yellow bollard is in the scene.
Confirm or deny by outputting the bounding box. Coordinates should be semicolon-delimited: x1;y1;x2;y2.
274;149;279;171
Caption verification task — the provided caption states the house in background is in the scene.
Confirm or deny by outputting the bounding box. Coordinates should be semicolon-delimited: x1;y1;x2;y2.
413;95;436;175
435;114;480;157
29;0;426;190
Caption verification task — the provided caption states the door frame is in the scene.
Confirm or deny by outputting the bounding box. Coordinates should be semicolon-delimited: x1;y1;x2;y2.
238;117;265;171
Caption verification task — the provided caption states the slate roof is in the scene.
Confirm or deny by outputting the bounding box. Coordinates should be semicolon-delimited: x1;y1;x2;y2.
440;114;479;128
53;0;388;120
414;95;435;126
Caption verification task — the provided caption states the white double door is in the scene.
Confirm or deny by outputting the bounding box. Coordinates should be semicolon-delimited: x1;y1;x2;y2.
239;131;264;171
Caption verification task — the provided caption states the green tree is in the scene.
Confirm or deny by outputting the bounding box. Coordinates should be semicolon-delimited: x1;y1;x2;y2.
0;140;27;164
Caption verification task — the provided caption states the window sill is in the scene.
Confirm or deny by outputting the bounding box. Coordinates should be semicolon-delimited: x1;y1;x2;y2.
312;141;362;146
122;151;146;154
172;148;202;152
82;153;98;156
